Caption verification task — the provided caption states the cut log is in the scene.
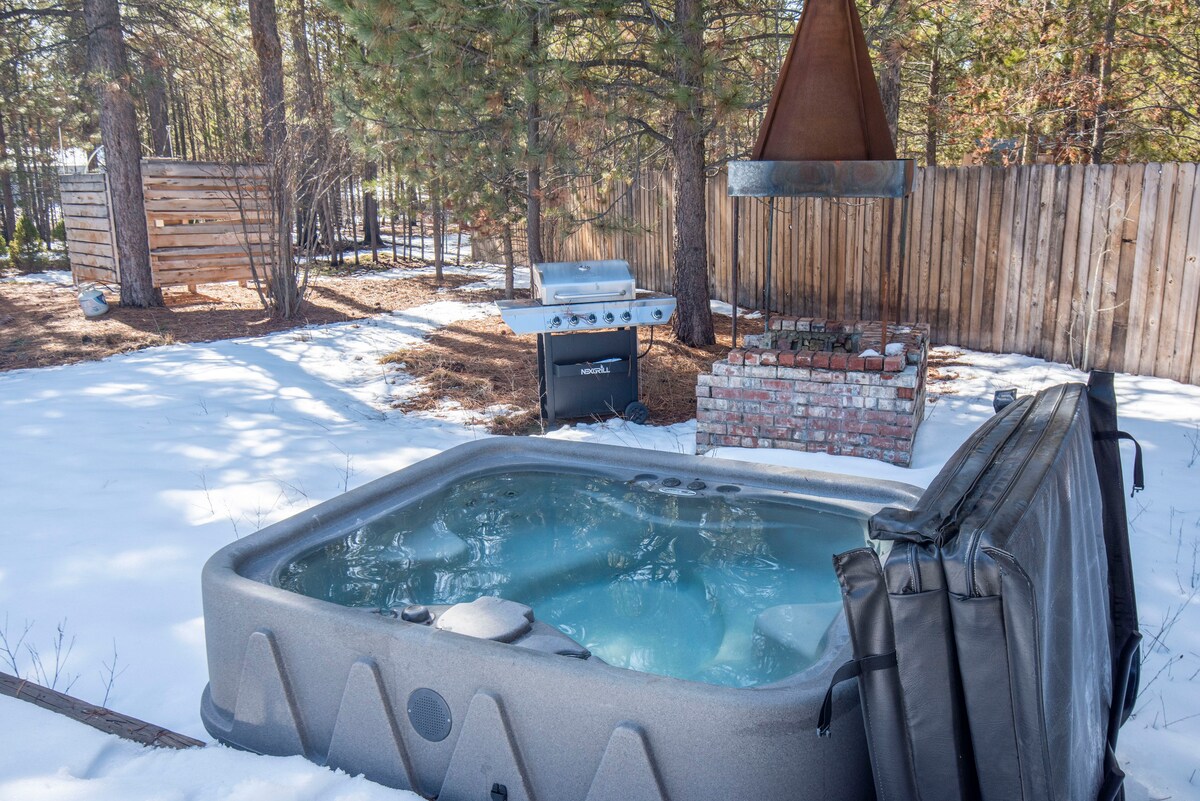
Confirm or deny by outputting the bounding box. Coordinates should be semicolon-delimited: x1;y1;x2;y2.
0;671;205;750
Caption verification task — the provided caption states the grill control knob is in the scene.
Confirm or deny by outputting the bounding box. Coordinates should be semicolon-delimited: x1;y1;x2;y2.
603;312;615;324
568;315;579;327
549;316;562;329
621;311;633;322
652;308;664;320
585;313;597;325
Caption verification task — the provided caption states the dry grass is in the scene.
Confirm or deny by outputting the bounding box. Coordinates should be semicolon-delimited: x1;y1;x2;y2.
384;313;763;433
0;266;508;372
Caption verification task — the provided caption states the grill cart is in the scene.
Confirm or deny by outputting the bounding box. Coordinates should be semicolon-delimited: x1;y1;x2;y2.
497;260;676;426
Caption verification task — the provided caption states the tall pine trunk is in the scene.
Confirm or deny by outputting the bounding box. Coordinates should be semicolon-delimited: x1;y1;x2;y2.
361;160;383;250
249;0;297;316
524;7;544;265
1090;0;1119;164
925;43;941;166
84;0;161;307
670;0;715;347
431;180;445;285
502;221;516;300
142;55;171;157
0;113;14;240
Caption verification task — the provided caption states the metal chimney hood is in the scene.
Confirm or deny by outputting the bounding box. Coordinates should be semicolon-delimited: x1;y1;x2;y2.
728;0;913;198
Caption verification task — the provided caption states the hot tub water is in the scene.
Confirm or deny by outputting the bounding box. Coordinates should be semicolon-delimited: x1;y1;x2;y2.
277;470;866;688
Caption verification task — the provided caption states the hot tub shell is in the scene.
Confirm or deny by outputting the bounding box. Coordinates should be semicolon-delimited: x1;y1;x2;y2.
201;439;921;801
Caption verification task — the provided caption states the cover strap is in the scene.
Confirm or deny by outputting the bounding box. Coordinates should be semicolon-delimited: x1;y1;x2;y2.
1093;430;1144;495
816;652;898;736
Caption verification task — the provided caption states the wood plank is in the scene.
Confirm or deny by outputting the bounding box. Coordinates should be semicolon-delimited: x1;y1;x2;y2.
60;191;108;206
956;169;978;347
142;187;270;202
140;160;267;179
1009;166;1036;352
1067;166;1101;367
144;197;271;213
152;264;260;287
1155;163;1198;378
967;168;991;348
147;211;271;225
1026;166;1057;355
71;263;118;282
1094;166;1130;370
1119;165;1159;371
67;240;117;258
1109;165;1145;370
1;671;204;750
1039;165;1069;359
1079;165;1116;370
63;216;113;233
67;252;116;270
947;168;967;343
66;229;115;246
992;167;1018;353
1137;163;1179;373
59;174;106;187
62;203;110;219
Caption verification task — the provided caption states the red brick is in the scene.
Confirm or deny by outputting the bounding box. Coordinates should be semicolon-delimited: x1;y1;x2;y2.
744;413;775;426
865;356;884;371
884;356;904;371
760;350;779;366
714;435;741;447
829;353;848;369
897;386;915;399
777;351;796;367
846;356;866;371
727;349;746;365
794;352;814;367
813;353;832;368
743;349;762;365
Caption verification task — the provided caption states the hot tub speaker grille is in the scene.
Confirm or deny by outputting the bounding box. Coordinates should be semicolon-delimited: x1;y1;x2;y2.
407;688;452;742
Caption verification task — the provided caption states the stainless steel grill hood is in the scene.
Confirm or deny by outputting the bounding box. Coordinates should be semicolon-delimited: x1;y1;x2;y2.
532;260;635;306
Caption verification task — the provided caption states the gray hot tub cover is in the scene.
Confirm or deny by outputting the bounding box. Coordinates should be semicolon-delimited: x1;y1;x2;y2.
827;372;1142;801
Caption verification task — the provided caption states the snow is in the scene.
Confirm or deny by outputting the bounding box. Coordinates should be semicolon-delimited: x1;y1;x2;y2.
0;269;75;286
1;287;1198;800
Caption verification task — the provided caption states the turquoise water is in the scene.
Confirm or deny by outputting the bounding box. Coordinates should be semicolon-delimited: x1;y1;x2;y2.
277;470;867;687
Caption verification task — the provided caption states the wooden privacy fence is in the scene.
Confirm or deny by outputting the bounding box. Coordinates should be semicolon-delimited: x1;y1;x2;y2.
557;164;1200;385
60;159;272;289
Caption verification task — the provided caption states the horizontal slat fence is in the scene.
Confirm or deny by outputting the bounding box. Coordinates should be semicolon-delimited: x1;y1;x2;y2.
557;164;1200;385
59;172;119;283
142;160;272;288
59;159;273;289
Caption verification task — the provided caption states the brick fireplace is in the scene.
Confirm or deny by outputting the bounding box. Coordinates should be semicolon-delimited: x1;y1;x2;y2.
696;318;929;466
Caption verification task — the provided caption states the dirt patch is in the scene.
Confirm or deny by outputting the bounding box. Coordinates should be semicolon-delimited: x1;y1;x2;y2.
0;265;519;372
384;314;764;433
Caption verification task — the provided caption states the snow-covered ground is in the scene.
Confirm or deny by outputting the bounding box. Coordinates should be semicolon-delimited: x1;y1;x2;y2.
1;275;1197;799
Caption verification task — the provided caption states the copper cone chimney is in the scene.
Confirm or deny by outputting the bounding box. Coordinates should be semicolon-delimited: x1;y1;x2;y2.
728;0;912;197
753;0;895;162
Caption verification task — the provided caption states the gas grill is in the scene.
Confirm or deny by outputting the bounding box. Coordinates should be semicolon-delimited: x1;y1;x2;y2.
497;260;676;425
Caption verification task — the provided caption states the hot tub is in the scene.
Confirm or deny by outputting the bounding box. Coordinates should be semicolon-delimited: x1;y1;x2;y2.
201;438;921;801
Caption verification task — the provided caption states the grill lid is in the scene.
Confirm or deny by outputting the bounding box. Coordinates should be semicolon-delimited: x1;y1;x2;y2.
532;260;635;306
